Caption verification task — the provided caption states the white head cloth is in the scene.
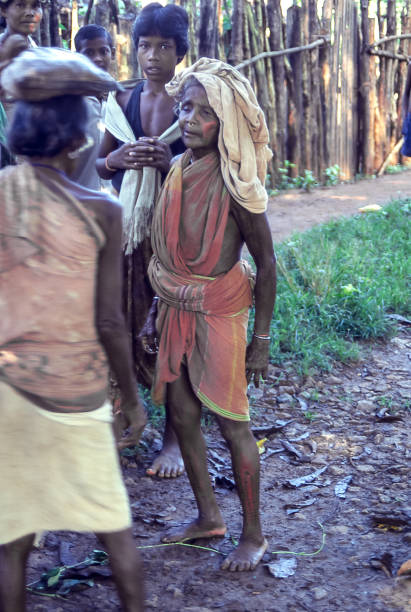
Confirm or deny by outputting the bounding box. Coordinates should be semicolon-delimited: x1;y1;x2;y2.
166;57;272;213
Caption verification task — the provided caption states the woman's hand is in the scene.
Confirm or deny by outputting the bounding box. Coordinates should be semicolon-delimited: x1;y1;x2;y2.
139;298;159;354
245;336;270;387
114;398;147;451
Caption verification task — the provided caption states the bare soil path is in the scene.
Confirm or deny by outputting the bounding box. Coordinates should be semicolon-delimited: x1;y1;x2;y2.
26;175;411;612
267;170;411;243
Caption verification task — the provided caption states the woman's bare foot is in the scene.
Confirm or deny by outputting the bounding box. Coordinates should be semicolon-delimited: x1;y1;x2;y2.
146;419;185;478
221;537;268;571
146;441;185;478
162;519;227;543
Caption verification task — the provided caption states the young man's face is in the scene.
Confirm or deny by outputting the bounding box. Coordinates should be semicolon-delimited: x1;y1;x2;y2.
179;84;219;160
137;35;179;84
77;36;114;72
1;0;42;36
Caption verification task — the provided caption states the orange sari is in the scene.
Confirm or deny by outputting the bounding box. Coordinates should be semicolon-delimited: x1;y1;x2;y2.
149;150;253;421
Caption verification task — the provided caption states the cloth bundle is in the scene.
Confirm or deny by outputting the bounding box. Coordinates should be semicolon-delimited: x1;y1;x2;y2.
166;57;272;214
0;47;120;101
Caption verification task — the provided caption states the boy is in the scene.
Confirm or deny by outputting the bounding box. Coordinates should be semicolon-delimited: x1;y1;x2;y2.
73;24;115;189
146;58;277;571
97;2;187;478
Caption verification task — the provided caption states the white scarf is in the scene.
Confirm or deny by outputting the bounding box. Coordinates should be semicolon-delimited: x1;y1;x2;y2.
105;91;181;254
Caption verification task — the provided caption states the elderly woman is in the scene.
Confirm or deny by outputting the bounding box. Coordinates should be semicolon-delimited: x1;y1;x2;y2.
0;49;146;612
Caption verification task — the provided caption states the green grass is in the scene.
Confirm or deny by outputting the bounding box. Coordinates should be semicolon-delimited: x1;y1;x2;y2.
250;198;410;374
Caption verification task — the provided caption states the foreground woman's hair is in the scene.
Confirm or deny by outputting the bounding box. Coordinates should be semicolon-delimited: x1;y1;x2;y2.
8;94;88;157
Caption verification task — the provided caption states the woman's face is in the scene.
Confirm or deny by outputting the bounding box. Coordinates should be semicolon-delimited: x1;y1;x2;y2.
178;83;219;160
1;0;42;37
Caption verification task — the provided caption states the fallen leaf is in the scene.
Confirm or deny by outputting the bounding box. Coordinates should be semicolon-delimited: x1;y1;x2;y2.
266;557;297;578
369;552;394;577
284;466;328;488
256;437;268;454
334;475;353;499
358;204;382;213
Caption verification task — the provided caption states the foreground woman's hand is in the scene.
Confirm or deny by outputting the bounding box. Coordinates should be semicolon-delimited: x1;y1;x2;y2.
115;399;147;451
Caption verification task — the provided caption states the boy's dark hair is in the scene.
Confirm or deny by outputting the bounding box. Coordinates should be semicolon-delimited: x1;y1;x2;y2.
132;2;188;60
8;94;88;157
74;24;113;51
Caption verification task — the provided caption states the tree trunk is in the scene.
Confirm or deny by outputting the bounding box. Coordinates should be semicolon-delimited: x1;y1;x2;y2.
199;0;218;59
229;0;244;65
286;5;302;175
359;0;375;175
267;0;286;167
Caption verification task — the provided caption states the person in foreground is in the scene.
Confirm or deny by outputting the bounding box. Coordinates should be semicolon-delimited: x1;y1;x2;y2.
145;58;277;571
0;49;146;611
97;2;188;478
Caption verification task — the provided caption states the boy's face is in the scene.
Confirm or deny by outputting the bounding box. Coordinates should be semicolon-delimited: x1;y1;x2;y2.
1;0;42;36
137;35;178;84
179;84;219;160
77;37;114;72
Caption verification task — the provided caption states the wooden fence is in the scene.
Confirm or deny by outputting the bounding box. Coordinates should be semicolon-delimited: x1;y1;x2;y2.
2;0;411;186
114;0;411;185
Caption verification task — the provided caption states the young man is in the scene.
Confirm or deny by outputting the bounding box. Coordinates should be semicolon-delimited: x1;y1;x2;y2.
145;58;277;571
97;2;187;478
73;24;115;189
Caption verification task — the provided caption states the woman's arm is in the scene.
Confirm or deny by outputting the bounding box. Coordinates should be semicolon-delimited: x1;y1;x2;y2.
95;198;147;446
232;204;277;387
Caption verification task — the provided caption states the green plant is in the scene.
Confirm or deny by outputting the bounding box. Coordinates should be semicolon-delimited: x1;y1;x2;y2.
248;198;410;375
385;164;407;174
324;164;340;186
277;160;296;190
304;411;318;422
293;169;318;192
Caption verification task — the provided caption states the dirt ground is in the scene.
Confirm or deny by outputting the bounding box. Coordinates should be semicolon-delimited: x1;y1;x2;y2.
26;173;411;612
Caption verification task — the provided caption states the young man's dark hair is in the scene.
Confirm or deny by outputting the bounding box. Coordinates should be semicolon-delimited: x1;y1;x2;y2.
132;1;188;61
74;24;113;51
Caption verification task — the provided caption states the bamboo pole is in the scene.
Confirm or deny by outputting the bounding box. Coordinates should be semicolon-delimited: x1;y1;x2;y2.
369;33;411;48
234;37;329;70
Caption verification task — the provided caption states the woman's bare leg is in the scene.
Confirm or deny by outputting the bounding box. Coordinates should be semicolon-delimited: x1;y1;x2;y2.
0;533;35;612
216;417;267;571
97;528;144;612
162;365;226;542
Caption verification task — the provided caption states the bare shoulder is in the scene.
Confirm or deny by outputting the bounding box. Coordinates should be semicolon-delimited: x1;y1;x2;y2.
92;192;121;230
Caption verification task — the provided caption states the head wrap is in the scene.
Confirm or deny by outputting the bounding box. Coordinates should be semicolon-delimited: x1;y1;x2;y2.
0;47;120;101
166;57;272;213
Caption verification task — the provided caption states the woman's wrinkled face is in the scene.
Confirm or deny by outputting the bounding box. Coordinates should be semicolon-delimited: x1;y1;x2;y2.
178;83;219;160
1;0;42;37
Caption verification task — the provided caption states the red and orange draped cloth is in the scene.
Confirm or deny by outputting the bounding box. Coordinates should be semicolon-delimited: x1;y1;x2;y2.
0;163;109;412
148;150;254;421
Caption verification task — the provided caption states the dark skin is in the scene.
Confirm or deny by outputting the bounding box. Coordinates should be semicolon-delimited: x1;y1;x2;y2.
97;33;185;478
76;35;115;73
143;84;277;571
0;142;146;612
0;0;42;67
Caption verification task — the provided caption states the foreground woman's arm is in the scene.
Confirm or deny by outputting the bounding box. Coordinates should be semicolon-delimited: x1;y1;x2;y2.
95;198;147;447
